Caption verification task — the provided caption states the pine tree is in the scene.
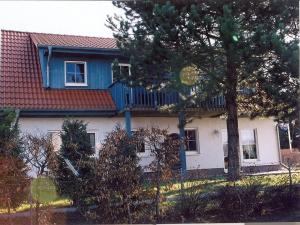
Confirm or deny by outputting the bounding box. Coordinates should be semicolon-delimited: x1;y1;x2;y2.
55;119;94;204
107;0;299;180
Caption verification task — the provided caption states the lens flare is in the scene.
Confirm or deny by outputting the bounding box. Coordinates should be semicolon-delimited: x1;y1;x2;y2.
30;176;57;204
232;35;239;42
179;64;199;86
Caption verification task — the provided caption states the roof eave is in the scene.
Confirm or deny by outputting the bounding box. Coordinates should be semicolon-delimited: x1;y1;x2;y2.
0;109;117;118
38;45;122;56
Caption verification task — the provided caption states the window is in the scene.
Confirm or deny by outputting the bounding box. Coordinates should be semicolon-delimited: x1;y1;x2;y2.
88;133;96;153
132;130;145;153
185;129;198;151
65;61;87;86
241;129;258;160
48;131;61;152
112;63;131;83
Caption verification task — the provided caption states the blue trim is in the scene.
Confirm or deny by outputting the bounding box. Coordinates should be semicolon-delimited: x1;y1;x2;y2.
17;109;116;117
46;46;53;88
38;46;121;56
38;48;47;87
178;111;187;176
125;110;132;136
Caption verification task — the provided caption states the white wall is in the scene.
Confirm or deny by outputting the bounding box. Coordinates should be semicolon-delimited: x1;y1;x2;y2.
19;116;280;171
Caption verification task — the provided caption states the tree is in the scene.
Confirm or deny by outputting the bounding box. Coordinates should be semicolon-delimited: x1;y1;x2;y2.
107;0;299;180
24;133;57;177
81;127;145;224
23;133;57;225
54;119;94;204
0;109;29;216
143;128;180;222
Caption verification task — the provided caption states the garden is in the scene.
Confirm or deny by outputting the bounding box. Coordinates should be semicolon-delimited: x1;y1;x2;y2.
0;109;299;225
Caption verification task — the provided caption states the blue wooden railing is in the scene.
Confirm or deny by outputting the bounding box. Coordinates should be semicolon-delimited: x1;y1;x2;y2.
109;82;225;111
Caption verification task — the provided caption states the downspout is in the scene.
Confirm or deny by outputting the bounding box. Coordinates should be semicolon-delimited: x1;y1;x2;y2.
125;66;133;136
13;109;20;128
287;123;292;150
178;111;187;176
276;124;284;167
46;46;53;88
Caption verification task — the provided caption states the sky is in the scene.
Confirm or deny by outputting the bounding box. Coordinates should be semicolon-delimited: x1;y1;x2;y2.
0;1;124;37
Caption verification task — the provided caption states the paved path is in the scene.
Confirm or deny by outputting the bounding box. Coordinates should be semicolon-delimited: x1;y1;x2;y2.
0;207;77;218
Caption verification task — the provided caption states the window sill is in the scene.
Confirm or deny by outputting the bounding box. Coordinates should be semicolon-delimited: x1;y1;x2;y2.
137;153;150;158
186;151;200;156
65;83;88;87
243;159;259;163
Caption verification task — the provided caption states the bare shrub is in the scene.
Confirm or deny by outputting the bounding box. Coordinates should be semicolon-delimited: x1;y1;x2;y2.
142;127;180;222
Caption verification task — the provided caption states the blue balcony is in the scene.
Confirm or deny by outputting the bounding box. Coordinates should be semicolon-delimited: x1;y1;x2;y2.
109;82;225;112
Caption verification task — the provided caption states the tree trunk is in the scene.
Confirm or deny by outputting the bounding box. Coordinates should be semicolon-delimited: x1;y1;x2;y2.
35;201;40;225
155;168;161;223
225;50;241;181
124;196;132;224
7;197;12;225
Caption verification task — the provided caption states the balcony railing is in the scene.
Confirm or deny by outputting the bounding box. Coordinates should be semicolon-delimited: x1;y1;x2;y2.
109;82;225;111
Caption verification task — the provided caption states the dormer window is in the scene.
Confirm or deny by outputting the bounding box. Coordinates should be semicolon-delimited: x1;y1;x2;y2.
112;63;131;83
65;61;87;86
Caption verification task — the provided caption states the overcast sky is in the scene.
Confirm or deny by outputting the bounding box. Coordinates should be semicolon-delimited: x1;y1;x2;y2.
0;1;124;37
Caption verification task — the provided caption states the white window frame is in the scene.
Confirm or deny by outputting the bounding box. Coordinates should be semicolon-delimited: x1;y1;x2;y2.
87;131;100;158
87;132;97;157
240;129;259;162
221;129;259;164
64;61;88;86
48;130;61;152
131;129;148;157
184;128;199;155
111;63;131;84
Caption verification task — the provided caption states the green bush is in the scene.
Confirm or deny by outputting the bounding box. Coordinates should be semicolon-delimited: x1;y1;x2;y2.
262;184;298;209
80;127;149;224
175;185;210;222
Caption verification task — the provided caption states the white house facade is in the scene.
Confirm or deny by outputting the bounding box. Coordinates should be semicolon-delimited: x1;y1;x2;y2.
0;30;282;177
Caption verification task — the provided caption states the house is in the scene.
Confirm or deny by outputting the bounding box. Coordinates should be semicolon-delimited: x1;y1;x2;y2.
0;30;282;176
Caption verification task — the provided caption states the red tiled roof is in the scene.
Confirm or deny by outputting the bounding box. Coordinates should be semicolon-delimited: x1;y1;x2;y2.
30;32;117;49
0;30;116;111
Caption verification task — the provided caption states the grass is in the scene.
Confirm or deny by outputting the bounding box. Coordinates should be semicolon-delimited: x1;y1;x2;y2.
1;172;299;214
161;172;300;198
0;197;72;214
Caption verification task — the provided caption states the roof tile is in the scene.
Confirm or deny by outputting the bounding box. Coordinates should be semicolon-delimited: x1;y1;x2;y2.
30;32;117;49
0;30;116;111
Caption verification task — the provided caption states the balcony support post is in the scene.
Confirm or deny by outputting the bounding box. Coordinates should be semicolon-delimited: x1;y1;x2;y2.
125;110;132;136
178;111;187;177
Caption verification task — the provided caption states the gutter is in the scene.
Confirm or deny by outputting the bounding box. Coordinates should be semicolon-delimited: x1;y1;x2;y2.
19;109;117;117
38;45;122;57
37;44;120;53
46;46;52;88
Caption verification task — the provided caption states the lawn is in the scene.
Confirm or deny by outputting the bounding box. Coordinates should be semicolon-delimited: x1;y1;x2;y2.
161;172;300;198
0;197;72;214
1;172;299;214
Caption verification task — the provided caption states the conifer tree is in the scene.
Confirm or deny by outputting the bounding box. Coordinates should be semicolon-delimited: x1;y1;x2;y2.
107;0;299;180
55;119;94;204
0;109;29;213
